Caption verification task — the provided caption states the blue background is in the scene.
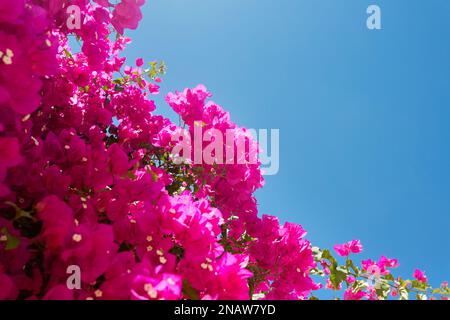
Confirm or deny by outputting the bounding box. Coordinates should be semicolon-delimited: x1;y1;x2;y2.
124;0;450;291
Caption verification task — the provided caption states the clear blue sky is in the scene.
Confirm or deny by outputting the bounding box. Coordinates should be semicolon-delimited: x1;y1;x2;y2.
124;0;450;289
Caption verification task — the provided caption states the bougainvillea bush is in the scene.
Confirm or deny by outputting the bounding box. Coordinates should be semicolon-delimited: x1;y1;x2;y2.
0;0;448;300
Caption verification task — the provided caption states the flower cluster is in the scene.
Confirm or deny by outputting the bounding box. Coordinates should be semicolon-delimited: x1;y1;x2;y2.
0;0;448;300
310;241;449;300
0;0;317;300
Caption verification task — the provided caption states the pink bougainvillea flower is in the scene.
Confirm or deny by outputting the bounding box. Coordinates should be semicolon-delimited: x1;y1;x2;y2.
413;269;428;283
0;137;22;168
62;223;118;284
42;285;74;300
333;243;350;257
344;288;367;300
0;0;25;24
131;274;182;300
123;65;132;75
0;0;446;302
333;239;362;257
36;196;75;251
136;57;144;67
148;83;160;95
0;85;9;105
379;255;399;269
94;0;111;7
348;240;363;254
391;289;398;297
0;32;42;115
111;0;145;34
0;271;17;300
203;253;253;300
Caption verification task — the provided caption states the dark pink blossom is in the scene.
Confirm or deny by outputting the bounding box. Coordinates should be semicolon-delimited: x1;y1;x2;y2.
111;0;145;34
413;269;428;283
333;239;362;257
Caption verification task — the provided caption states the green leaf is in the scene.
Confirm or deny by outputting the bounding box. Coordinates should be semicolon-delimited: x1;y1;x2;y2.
336;265;348;275
136;76;143;88
241;232;256;243
375;288;388;299
5;235;20;250
1;227;20;250
114;84;124;92
322;249;337;265
63;48;73;59
411;280;428;292
182;279;199;300
384;273;394;282
329;263;347;289
345;259;359;275
432;288;442;294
